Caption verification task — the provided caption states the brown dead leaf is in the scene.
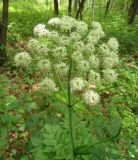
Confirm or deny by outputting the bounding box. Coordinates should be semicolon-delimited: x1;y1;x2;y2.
31;83;40;92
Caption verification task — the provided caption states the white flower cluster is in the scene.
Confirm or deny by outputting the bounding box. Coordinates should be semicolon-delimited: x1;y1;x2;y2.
48;16;88;34
91;21;103;31
83;90;100;106
36;44;49;56
14;16;120;106
37;59;51;72
48;17;61;27
70;32;82;42
39;77;58;95
88;70;101;84
103;69;118;84
77;60;90;72
107;37;119;52
33;24;49;37
27;39;39;52
14;52;31;68
53;47;67;60
55;62;69;76
87;21;105;45
27;39;49;57
99;37;119;83
76;21;88;34
89;54;99;69
72;51;83;62
47;30;59;41
70;77;86;92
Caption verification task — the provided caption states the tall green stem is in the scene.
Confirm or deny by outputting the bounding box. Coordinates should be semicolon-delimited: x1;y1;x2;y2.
68;59;75;159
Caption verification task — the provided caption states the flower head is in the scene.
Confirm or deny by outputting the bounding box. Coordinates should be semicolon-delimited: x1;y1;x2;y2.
36;44;49;56
72;51;84;62
70;32;82;42
89;54;99;69
83;90;100;106
59;36;71;46
91;21;103;31
76;21;88;34
14;52;31;68
33;24;49;37
47;31;59;41
55;62;69;76
37;59;51;71
99;43;110;55
73;41;84;50
48;17;61;27
39;77;58;95
102;54;119;68
83;44;95;55
103;69;118;83
107;37;119;52
77;60;90;72
27;39;39;52
87;29;105;45
88;70;100;84
71;77;86;91
53;47;67;59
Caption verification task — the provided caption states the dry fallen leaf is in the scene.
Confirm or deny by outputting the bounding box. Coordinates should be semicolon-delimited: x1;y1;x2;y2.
31;83;40;92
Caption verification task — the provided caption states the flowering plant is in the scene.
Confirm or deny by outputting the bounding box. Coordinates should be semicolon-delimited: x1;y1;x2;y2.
14;16;120;159
15;16;119;106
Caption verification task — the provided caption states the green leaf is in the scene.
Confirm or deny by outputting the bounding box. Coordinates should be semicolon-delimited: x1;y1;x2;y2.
75;146;106;159
27;102;38;110
0;137;8;148
1;113;19;124
5;95;17;106
75;126;122;156
31;136;42;147
20;156;29;160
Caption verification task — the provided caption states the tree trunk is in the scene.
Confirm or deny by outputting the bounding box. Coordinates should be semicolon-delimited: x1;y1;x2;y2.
104;0;111;17
78;0;82;19
76;0;86;19
54;0;59;15
46;0;49;6
74;0;78;12
68;0;72;16
91;0;95;21
123;0;130;11
0;0;9;65
128;0;138;24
